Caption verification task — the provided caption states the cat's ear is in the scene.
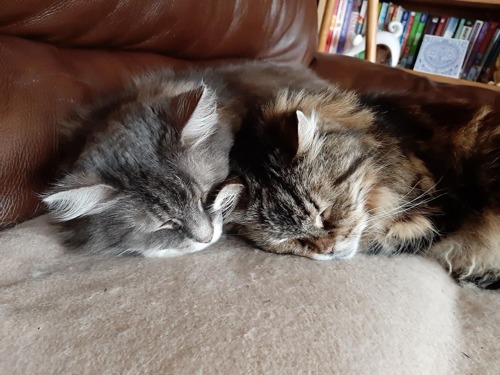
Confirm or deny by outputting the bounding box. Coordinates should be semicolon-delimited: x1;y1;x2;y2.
43;182;116;221
212;182;244;215
170;84;218;148
295;110;318;157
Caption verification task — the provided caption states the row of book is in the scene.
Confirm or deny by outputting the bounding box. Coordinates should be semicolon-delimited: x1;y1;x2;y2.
321;0;500;83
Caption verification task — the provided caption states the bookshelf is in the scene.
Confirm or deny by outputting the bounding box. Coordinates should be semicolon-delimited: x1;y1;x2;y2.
318;0;500;91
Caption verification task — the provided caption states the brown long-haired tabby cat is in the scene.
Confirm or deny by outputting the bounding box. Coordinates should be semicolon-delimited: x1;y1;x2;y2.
227;77;500;289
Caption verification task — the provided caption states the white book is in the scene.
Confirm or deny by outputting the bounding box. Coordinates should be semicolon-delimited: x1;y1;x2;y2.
413;34;469;78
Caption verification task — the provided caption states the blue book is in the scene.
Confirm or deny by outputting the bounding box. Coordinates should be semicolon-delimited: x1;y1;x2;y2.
399;11;410;45
443;17;459;38
337;0;354;54
377;2;389;30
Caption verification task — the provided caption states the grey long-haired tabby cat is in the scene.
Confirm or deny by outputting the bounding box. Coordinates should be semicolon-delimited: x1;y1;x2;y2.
43;69;244;257
227;76;500;289
43;62;323;257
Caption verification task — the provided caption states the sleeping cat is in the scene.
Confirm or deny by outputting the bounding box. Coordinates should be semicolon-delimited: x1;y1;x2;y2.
227;82;500;289
43;62;327;257
44;70;243;257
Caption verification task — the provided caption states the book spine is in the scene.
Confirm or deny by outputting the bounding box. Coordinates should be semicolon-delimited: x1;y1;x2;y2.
458;20;474;41
466;22;498;80
453;18;467;39
400;11;420;68
443;17;459;38
377;2;389;31
407;13;428;69
329;0;348;53
423;16;439;36
399;10;411;45
392;5;403;23
434;16;448;36
320;0;337;52
461;20;485;77
324;0;341;52
356;0;368;35
337;0;356;54
343;0;362;52
478;39;500;83
383;3;396;30
474;28;500;81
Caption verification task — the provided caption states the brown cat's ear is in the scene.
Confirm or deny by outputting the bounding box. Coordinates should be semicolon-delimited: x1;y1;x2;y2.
170;84;219;148
264;109;319;161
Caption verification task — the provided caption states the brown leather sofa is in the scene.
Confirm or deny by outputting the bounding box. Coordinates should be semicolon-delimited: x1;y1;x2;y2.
1;1;499;373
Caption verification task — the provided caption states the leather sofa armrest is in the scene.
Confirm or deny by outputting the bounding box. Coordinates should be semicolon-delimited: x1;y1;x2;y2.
310;53;500;108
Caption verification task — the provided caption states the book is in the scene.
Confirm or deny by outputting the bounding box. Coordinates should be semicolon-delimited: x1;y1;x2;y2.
467;24;500;81
355;0;367;35
400;11;421;68
458;20;474;41
475;29;500;81
377;2;389;30
478;39;500;82
384;3;396;30
453;19;467;39
340;0;361;53
463;21;494;79
398;10;411;45
319;0;338;52
407;13;428;69
324;0;341;52
329;0;347;53
423;16;439;36
413;35;469;78
443;17;459;38
337;0;355;54
434;16;448;36
461;20;484;77
392;5;404;24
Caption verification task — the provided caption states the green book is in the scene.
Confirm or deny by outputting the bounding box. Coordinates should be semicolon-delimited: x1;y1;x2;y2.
453;18;467;39
400;11;421;68
407;13;428;69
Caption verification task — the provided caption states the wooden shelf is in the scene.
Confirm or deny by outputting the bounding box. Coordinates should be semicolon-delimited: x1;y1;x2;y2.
402;69;500;90
395;0;500;21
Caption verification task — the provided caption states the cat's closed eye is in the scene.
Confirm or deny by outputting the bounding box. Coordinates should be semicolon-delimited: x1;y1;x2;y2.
157;219;183;231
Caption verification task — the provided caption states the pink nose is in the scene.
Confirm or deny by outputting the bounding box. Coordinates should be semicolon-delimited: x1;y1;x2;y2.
199;233;213;243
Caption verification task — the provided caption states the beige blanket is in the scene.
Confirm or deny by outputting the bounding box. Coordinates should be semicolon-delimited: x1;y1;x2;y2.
1;216;499;374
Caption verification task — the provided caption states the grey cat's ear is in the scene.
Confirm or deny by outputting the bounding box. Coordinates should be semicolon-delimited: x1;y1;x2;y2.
212;183;244;215
43;184;116;221
171;84;218;148
296;110;318;156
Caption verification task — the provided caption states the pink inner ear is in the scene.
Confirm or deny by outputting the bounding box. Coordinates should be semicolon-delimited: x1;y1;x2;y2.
170;86;205;133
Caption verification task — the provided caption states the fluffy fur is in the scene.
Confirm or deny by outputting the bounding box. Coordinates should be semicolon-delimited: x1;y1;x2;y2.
44;70;242;256
44;61;321;256
227;76;500;289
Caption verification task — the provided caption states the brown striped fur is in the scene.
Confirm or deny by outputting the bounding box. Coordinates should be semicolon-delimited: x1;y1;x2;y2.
228;80;500;289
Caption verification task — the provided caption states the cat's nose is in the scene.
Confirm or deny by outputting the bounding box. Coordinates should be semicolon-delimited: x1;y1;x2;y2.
310;237;336;253
199;232;213;243
191;224;214;243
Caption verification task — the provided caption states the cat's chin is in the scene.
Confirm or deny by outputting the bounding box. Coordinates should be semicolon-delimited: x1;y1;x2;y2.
141;215;224;258
307;248;357;261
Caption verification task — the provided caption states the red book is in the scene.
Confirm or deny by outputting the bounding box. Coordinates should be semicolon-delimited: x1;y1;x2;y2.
434;16;448;36
466;22;499;80
324;0;341;52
